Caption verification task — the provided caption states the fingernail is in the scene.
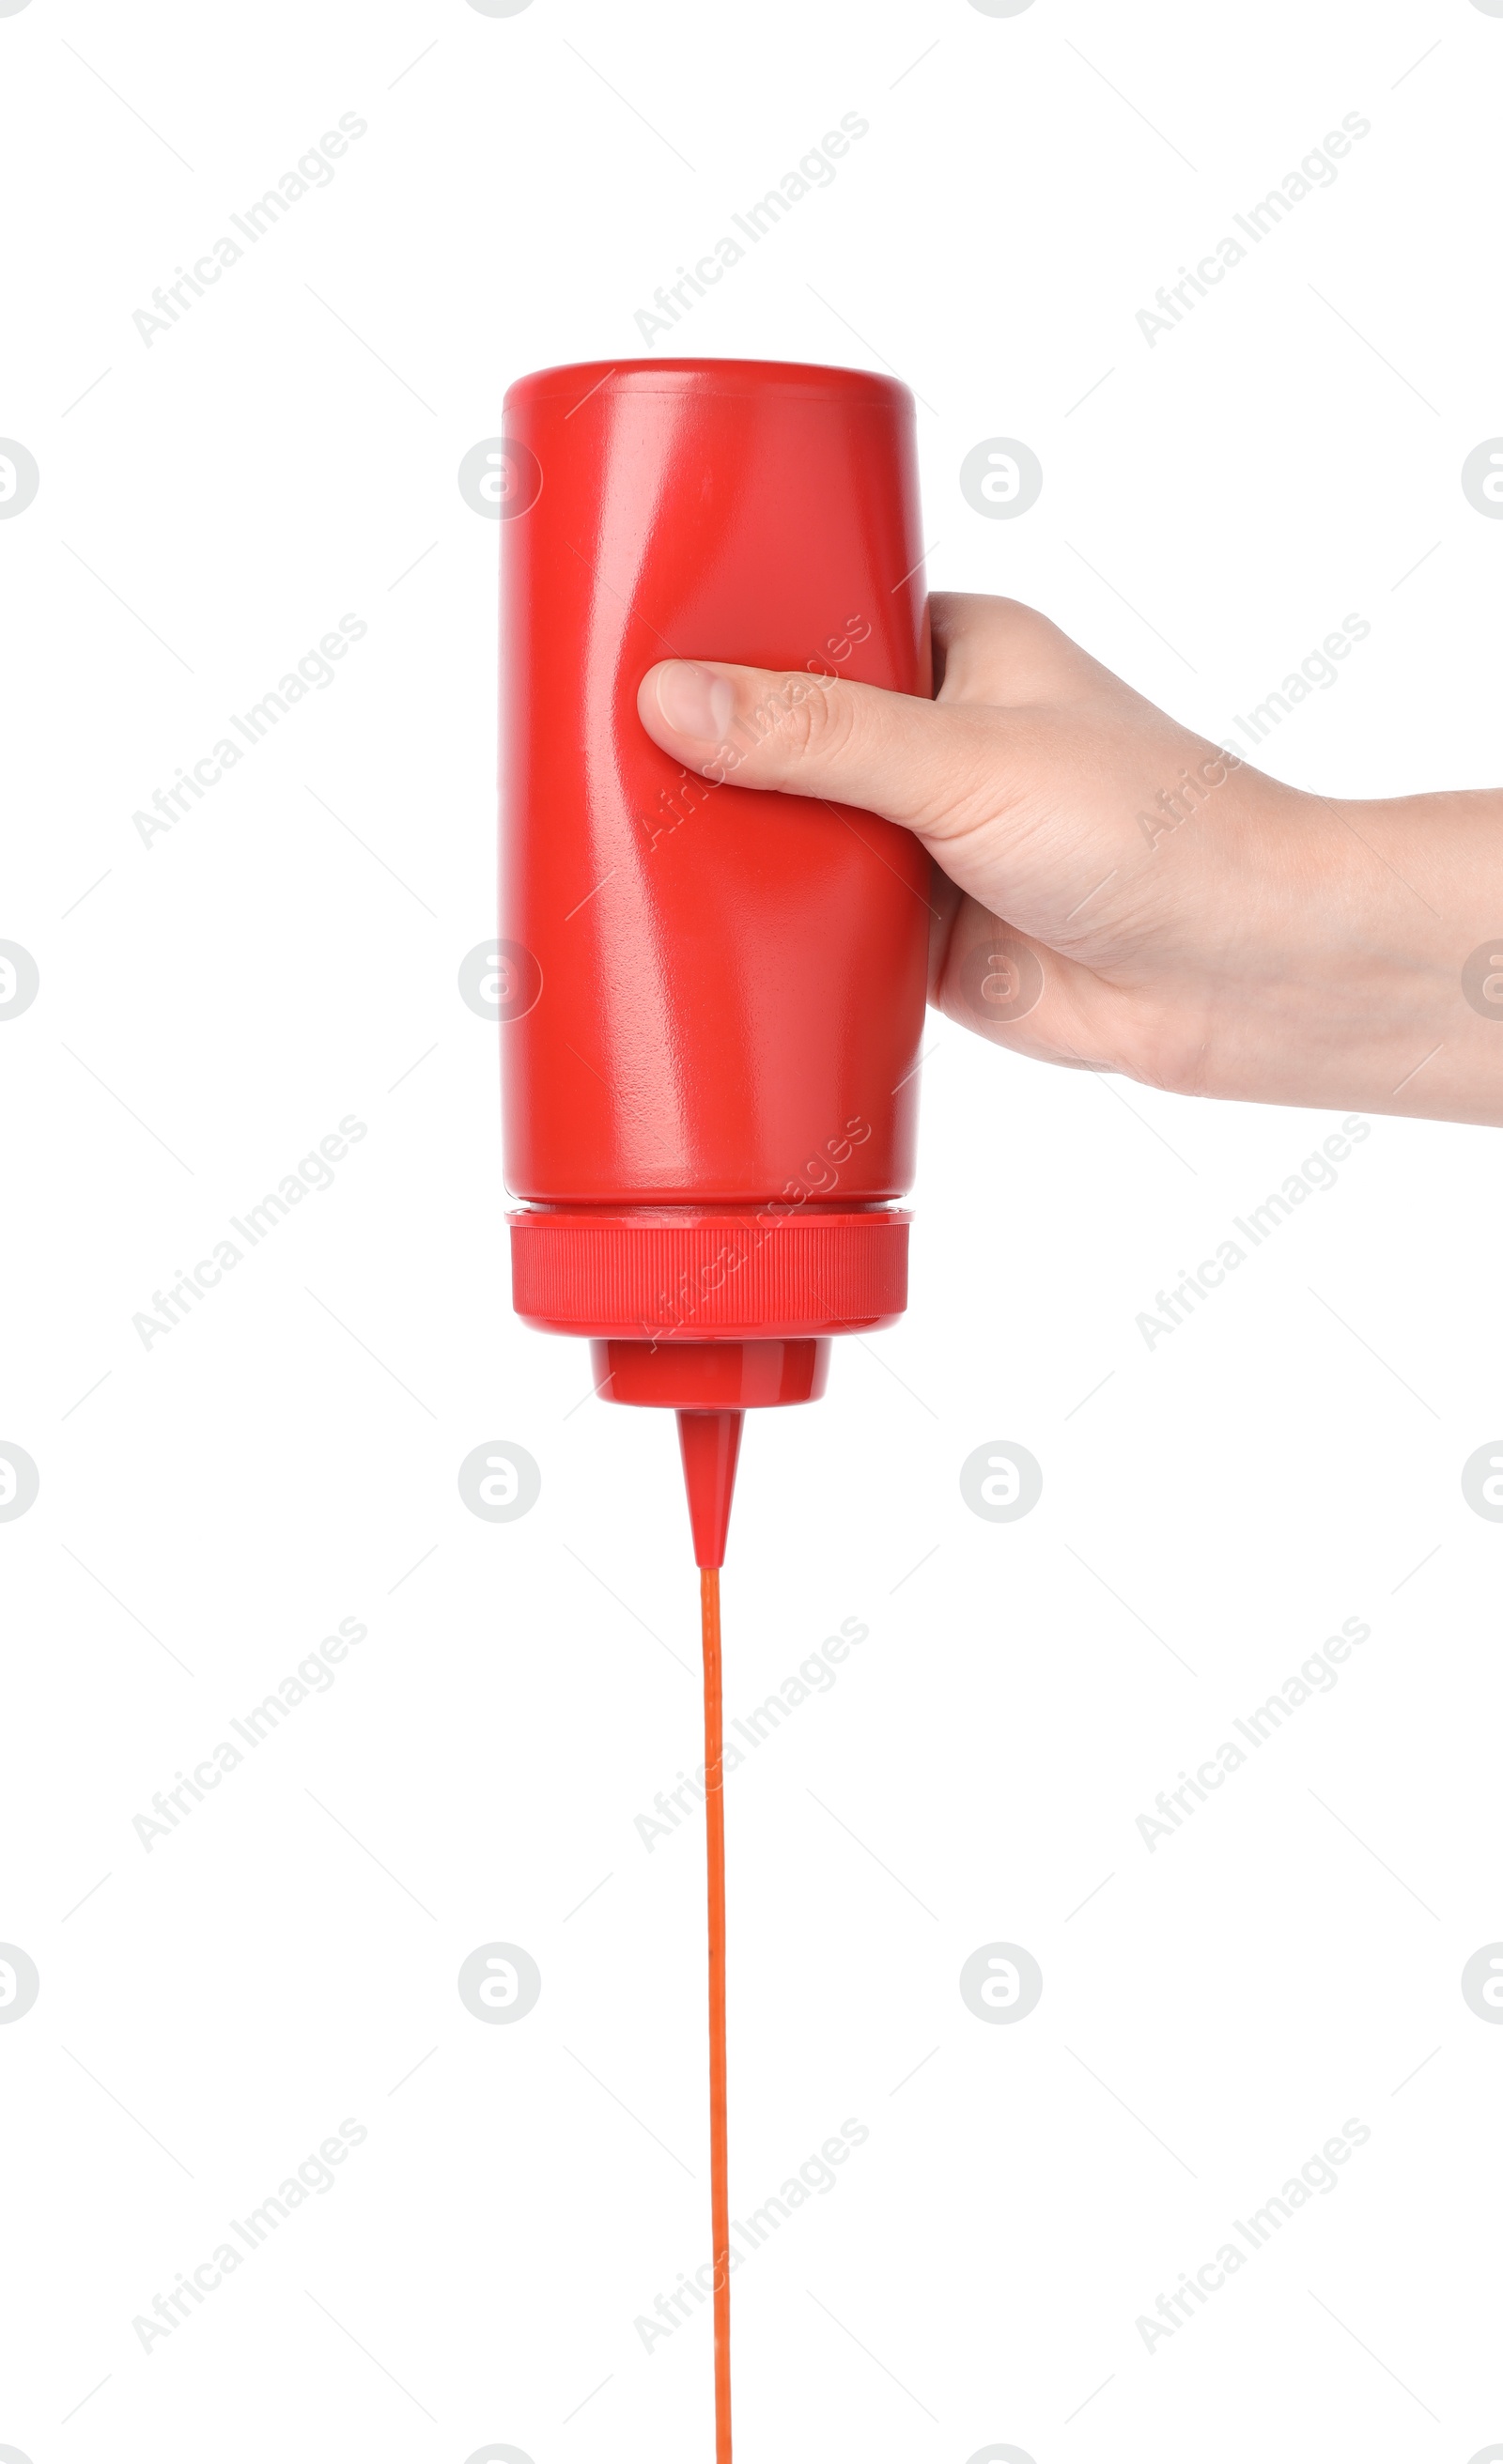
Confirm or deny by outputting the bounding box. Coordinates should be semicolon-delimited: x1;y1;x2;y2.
655;660;735;743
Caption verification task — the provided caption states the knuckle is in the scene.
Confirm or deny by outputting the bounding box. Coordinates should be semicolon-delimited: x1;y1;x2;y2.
784;674;852;763
740;671;854;772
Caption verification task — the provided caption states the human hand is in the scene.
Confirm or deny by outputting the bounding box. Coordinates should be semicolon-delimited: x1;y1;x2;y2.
637;595;1503;1127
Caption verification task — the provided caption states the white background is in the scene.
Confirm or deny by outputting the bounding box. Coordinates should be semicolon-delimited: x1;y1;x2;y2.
3;2;1502;2459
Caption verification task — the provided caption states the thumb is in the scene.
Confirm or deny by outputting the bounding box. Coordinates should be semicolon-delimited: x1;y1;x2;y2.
637;657;979;832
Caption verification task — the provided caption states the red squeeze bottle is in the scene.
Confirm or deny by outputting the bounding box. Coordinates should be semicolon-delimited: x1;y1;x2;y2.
502;356;930;1532
499;356;928;2456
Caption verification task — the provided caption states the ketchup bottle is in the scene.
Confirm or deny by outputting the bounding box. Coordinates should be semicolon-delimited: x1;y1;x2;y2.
501;357;932;2458
501;357;929;1559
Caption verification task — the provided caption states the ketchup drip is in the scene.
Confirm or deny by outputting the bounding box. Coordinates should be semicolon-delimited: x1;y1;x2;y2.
699;1564;733;2460
676;1411;742;2454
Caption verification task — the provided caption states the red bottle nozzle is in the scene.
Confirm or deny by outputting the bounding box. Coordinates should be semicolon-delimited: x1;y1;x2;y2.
676;1410;744;1571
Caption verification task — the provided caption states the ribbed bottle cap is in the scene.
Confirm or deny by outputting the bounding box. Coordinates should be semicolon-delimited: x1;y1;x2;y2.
509;1207;907;1341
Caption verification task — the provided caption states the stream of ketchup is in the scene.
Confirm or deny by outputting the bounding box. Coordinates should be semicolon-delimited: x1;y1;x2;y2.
700;1565;733;2459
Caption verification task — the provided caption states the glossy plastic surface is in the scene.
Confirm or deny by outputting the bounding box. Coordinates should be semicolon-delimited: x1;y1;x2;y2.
676;1411;745;1570
590;1335;829;1409
500;359;930;1223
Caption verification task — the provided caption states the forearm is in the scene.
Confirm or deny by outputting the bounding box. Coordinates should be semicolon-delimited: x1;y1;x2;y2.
1189;785;1503;1126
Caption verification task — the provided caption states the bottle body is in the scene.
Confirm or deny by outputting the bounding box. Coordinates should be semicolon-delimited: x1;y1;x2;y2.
501;358;929;1364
